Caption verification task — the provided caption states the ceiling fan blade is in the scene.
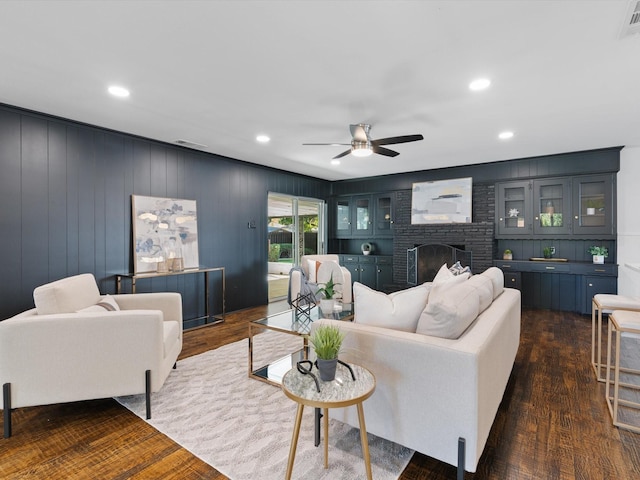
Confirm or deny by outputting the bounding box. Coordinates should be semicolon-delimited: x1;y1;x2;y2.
372;134;424;146
302;143;351;146
332;149;352;159
373;145;400;157
350;124;369;142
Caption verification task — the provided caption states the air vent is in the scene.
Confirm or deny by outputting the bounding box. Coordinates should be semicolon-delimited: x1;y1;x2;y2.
175;139;208;150
620;0;640;38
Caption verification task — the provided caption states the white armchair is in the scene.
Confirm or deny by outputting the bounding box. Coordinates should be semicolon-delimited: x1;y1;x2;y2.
0;273;182;438
289;254;352;305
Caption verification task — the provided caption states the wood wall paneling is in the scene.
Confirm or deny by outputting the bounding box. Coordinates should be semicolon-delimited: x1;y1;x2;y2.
0;104;330;320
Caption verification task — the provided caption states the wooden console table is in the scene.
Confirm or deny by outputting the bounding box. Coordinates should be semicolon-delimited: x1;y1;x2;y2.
116;267;225;327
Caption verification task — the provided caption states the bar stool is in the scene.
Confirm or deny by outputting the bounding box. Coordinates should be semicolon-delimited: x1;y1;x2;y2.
605;310;640;433
592;294;640;382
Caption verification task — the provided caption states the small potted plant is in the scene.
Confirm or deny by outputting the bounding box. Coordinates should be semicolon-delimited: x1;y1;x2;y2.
310;324;345;381
316;273;340;314
361;242;373;255
543;247;553;259
589;246;608;264
503;249;513;260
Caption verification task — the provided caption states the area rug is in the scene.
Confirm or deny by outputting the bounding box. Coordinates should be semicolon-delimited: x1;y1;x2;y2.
116;330;413;480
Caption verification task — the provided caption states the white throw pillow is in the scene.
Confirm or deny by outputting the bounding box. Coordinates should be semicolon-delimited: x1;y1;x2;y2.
77;295;121;313
354;282;431;332
466;274;494;314
306;259;319;283
433;263;454;283
482;267;504;299
416;282;480;339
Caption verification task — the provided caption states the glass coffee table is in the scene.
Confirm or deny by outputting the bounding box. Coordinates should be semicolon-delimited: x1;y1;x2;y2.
248;303;353;386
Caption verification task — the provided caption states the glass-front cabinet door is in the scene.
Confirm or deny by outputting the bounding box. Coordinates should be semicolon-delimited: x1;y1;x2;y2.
353;195;372;236
572;174;614;236
496;181;532;236
533;178;571;235
335;197;351;238
373;193;394;236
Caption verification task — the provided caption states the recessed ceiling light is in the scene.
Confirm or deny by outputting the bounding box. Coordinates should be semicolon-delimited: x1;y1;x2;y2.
469;78;491;91
331;159;341;166
498;131;514;140
108;85;130;98
256;135;270;143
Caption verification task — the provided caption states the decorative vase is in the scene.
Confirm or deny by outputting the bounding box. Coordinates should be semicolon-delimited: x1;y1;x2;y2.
319;299;335;315
363;250;371;255
593;255;605;264
503;253;513;260
316;358;338;381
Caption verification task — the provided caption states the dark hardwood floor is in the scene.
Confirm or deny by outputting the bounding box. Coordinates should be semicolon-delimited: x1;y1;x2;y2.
1;305;639;479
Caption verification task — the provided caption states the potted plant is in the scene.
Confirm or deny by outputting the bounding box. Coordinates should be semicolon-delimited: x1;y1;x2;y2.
361;242;373;255
316;273;340;314
588;246;608;264
310;324;345;381
503;249;513;260
543;247;553;259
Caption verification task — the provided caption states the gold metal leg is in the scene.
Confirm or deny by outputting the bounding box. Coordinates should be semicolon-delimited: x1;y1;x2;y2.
286;404;304;480
356;402;373;480
323;407;329;469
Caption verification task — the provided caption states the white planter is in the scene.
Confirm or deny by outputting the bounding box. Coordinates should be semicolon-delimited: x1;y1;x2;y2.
593;255;605;264
587;207;596;215
319;299;335;315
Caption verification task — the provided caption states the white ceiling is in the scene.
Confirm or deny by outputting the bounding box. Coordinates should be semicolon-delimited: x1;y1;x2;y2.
1;1;639;181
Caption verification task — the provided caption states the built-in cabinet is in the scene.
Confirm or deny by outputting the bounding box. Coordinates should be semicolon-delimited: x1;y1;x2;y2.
333;193;395;238
496;174;615;239
494;260;618;315
340;255;393;291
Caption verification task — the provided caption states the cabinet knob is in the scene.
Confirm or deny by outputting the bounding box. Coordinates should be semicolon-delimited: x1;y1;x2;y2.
588;283;593;287
575;216;579;219
499;217;503;221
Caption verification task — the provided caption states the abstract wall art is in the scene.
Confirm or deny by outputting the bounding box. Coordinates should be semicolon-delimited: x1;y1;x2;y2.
411;177;472;224
132;195;199;273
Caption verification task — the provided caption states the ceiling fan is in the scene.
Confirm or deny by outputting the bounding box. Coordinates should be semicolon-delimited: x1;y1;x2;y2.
303;123;424;159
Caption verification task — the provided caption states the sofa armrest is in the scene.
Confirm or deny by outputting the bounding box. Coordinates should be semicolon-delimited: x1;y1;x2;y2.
113;292;182;324
0;311;167;408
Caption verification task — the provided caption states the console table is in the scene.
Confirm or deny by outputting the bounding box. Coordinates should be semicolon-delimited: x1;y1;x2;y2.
116;267;225;327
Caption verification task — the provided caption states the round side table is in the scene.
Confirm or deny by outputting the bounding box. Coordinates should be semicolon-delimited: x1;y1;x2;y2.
281;362;376;480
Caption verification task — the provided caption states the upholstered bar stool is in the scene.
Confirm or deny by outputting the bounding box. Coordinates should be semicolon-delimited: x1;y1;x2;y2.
592;294;640;382
605;310;640;433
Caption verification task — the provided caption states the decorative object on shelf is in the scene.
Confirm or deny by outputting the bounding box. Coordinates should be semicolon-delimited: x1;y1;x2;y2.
543;247;554;259
309;324;345;381
545;201;555;214
508;208;519;218
361;242;373;255
585;198;604;216
503;249;513;260
588;246;608;264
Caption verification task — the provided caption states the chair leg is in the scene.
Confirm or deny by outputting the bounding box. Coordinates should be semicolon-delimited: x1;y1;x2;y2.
145;370;151;420
457;437;465;480
3;383;11;438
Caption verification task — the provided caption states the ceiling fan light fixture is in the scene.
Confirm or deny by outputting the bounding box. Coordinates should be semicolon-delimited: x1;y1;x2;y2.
351;141;373;157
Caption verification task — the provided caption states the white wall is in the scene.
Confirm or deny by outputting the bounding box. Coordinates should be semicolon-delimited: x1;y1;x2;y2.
617;146;640;296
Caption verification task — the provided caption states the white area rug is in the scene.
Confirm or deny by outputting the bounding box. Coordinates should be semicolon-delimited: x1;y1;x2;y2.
117;330;413;480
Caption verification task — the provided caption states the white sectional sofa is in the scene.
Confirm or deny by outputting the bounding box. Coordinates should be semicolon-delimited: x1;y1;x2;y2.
312;266;521;476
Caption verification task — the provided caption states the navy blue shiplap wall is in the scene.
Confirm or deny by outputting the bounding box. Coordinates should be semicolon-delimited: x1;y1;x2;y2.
0;105;330;320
